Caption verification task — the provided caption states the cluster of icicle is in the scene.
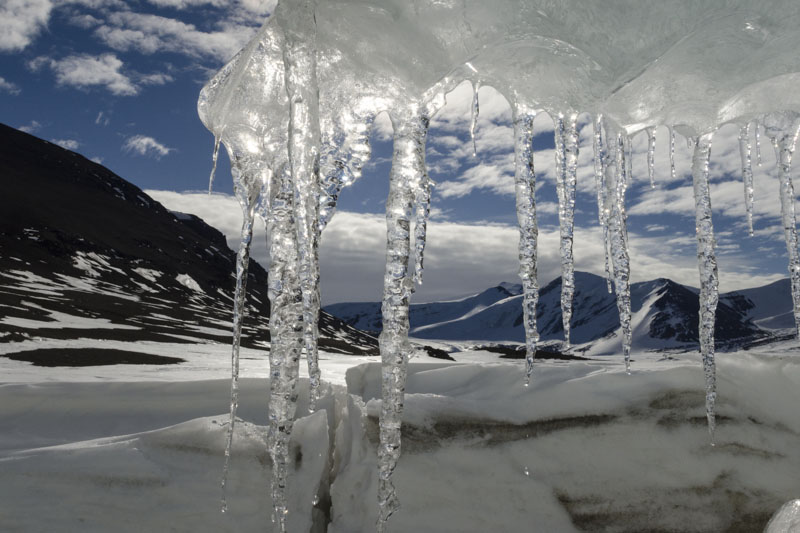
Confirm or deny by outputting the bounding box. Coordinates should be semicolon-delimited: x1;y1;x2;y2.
211;92;800;531
200;17;800;533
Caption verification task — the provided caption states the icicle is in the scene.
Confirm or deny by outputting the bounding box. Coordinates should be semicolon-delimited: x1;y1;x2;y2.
412;170;432;286
208;135;220;194
604;130;633;373
281;4;322;413
266;164;304;533
755;120;763;166
262;5;321;530
764;114;800;339
377;111;429;532
625;134;634;186
220;156;262;513
554;113;579;346
513;107;539;385
669;126;677;181
646;127;656;188
690;133;718;444
738;123;755;236
593;115;613;294
469;81;480;157
318;112;375;232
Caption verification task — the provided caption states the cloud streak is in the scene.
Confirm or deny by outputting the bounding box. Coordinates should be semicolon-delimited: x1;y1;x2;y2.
124;135;174;158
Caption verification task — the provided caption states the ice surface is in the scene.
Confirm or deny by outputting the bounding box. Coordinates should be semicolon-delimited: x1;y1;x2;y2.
765;500;800;533
197;0;800;527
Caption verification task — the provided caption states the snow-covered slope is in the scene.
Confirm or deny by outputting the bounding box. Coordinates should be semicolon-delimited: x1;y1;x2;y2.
0;124;378;357
720;278;794;330
326;272;777;350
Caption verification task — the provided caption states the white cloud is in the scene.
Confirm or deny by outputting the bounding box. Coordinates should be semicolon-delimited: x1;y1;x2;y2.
51;138;80;150
31;53;176;95
0;76;21;95
18;120;41;133
90;156;104;164
95;10;259;62
34;53;139;95
140;72;174;85
123;135;174;158
142;186;788;306
0;0;53;51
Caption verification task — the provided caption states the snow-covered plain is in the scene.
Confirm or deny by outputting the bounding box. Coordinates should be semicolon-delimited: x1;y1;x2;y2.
1;336;798;532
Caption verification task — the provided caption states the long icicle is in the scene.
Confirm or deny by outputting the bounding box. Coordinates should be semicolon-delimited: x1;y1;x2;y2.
605;130;633;373
513;107;539;385
593;115;613;293
554;113;579;346
377;111;429;532
208;135;221;194
669;126;677;181
768;117;800;338
738;123;755;236
755;120;763;166
266;164;304;532
470;81;480;157
646;127;657;188
412;170;432;286
220;157;263;513
690;132;718;445
281;0;322;412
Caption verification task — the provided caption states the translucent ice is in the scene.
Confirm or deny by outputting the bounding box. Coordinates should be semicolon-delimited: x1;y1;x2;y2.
554;114;579;346
197;0;800;527
690;133;718;443
513;108;539;384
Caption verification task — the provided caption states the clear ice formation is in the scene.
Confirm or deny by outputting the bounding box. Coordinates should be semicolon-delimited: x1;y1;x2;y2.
514;108;539;384
691;133;718;443
197;0;800;528
555;114;579;347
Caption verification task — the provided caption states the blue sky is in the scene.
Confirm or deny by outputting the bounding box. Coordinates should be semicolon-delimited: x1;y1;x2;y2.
1;1;795;304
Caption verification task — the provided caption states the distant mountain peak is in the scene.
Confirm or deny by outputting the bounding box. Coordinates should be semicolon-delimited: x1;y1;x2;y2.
325;271;785;351
496;282;523;295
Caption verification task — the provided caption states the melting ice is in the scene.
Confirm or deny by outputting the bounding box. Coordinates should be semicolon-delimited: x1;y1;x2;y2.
198;0;800;529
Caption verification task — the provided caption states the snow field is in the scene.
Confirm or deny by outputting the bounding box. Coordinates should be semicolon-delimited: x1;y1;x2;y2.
1;346;798;531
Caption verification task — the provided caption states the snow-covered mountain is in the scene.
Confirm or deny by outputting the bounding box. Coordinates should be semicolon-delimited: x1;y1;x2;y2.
325;271;785;351
0;123;378;357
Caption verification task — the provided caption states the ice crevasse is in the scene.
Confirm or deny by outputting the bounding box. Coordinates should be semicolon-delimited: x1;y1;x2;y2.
197;0;800;530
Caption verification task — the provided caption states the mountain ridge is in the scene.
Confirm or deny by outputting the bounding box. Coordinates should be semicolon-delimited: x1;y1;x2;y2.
0;123;378;357
325;272;789;352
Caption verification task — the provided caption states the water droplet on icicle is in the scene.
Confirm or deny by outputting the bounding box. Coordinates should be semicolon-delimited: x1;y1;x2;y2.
738;123;755;236
513;107;539;385
690;133;718;445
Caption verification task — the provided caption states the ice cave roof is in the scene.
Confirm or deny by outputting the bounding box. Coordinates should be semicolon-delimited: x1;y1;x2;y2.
199;0;800;161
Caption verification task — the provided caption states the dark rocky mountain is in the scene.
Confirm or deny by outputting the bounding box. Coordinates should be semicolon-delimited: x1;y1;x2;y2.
0;123;378;357
325;271;785;351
